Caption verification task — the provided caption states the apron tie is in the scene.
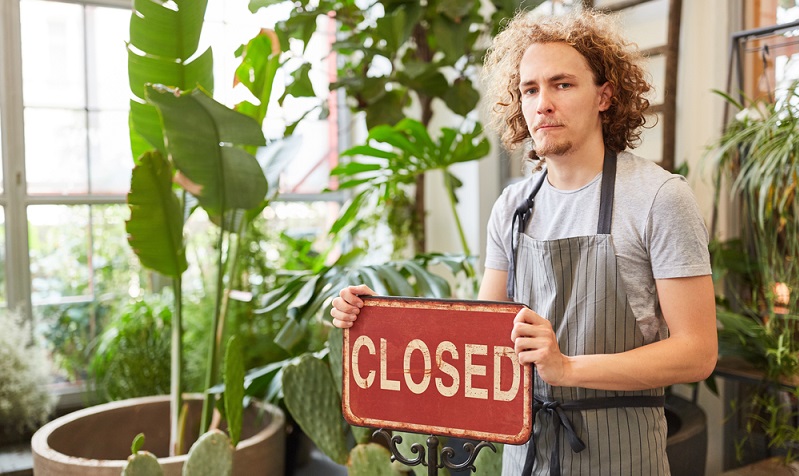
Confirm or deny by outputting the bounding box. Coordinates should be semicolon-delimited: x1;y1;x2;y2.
522;394;666;476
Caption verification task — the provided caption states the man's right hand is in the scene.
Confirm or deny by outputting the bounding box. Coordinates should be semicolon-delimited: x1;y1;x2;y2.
330;285;376;328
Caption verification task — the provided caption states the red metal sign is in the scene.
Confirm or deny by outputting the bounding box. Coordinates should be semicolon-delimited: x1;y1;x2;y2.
342;296;532;444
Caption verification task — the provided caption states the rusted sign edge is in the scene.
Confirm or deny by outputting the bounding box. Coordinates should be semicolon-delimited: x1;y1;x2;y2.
341;296;533;445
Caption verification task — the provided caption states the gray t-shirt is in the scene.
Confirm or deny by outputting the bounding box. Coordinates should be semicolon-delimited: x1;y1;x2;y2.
485;151;711;343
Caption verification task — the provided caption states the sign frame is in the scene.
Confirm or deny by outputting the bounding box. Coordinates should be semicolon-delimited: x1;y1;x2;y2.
342;296;532;444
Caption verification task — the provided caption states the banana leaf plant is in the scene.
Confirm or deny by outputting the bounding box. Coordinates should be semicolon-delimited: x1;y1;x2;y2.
126;0;214;456
127;85;267;454
330;118;490;256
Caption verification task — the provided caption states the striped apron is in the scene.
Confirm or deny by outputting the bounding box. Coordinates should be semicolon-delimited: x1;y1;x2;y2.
502;150;669;476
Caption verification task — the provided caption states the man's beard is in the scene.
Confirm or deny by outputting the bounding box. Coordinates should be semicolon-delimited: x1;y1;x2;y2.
534;139;573;158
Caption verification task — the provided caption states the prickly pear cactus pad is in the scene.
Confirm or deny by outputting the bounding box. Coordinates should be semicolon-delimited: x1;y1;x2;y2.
182;429;233;476
121;451;164;476
282;353;349;465
347;443;405;476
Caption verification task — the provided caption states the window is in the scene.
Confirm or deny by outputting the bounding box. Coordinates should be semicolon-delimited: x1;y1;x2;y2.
0;0;343;383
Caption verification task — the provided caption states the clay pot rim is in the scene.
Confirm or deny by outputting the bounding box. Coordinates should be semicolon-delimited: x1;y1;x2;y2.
31;394;285;468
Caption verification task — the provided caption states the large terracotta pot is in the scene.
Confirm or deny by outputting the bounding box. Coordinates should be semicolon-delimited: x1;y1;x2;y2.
31;395;285;476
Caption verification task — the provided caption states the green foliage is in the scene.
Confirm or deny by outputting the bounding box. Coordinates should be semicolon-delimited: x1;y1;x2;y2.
42;301;112;382
331;119;490;254
250;0;535;129
122;451;164;476
126;151;187;278
182;430;234;476
256;252;476;355
90;295;172;402
0;309;55;439
347;443;405;475
128;0;213;159
131;433;146;455
145;85;267;220
708;83;799;463
282;354;349;465
223;336;245;447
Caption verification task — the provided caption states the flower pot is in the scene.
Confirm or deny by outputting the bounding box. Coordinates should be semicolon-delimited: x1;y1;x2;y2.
31;395;285;476
665;394;707;476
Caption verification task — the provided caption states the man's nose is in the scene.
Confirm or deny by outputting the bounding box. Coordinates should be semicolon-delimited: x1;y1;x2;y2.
536;90;554;114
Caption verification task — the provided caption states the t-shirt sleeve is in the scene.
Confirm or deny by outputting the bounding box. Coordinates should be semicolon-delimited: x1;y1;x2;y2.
646;177;712;279
484;188;512;271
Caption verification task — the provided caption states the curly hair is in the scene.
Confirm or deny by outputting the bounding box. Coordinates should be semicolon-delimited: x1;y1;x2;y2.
482;9;652;163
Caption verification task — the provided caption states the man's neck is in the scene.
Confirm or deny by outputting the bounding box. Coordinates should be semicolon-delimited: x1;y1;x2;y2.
543;142;606;191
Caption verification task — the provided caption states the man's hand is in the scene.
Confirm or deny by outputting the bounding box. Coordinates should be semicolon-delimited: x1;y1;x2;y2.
511;308;570;386
330;285;375;328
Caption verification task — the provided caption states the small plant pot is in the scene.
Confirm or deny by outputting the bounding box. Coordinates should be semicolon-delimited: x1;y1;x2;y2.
31;394;285;476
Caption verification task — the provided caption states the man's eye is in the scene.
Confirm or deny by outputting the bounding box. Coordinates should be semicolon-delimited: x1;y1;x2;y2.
558;83;572;89
524;88;538;95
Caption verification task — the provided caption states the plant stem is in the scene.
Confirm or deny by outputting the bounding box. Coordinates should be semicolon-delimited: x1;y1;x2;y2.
170;274;183;456
444;170;471;256
200;222;227;435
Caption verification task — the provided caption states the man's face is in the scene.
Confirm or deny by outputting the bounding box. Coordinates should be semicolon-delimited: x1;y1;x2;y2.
519;42;612;159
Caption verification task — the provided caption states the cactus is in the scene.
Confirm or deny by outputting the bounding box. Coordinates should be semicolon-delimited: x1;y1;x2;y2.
121;451;164;476
182;429;233;476
282;354;349;465
223;335;244;447
347;443;405;476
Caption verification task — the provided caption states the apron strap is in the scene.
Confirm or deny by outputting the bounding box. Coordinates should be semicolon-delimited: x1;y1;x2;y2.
507;150;618;300
507;171;548;300
522;394;665;476
597;148;617;235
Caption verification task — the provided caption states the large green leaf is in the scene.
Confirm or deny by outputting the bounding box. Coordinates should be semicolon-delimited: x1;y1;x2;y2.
126;150;187;277
235;30;281;126
128;0;213;158
145;86;267;217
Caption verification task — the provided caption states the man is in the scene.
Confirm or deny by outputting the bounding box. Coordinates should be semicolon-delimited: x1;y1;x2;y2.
332;9;716;475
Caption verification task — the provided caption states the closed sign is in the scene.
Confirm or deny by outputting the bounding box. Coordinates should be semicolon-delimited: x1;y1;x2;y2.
342;296;532;444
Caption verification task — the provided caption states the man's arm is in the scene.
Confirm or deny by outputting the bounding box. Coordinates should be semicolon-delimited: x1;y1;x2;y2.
512;274;717;390
478;268;511;302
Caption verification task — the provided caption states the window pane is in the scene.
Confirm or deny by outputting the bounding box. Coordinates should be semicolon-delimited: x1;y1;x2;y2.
89;111;132;194
28;205;91;303
86;6;130;110
20;0;86;109
92;205;142;298
24;108;88;195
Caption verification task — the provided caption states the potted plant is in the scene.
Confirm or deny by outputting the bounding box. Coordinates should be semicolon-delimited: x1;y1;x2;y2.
31;1;287;474
0;308;55;446
707;83;799;466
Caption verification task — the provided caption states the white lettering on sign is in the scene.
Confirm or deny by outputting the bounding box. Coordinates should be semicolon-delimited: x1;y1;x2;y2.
493;346;520;402
403;339;432;394
464;344;488;399
436;341;459;397
351;337;519;402
352;335;376;388
380;338;400;391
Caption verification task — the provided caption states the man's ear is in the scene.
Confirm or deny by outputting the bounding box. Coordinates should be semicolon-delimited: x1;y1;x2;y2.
598;82;613;112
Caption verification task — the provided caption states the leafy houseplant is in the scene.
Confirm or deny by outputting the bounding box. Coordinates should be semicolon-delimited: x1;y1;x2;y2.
250;0;543;254
0;308;55;443
708;84;799;463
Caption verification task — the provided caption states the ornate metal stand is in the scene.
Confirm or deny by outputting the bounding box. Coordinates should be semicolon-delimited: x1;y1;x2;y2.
373;429;496;476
